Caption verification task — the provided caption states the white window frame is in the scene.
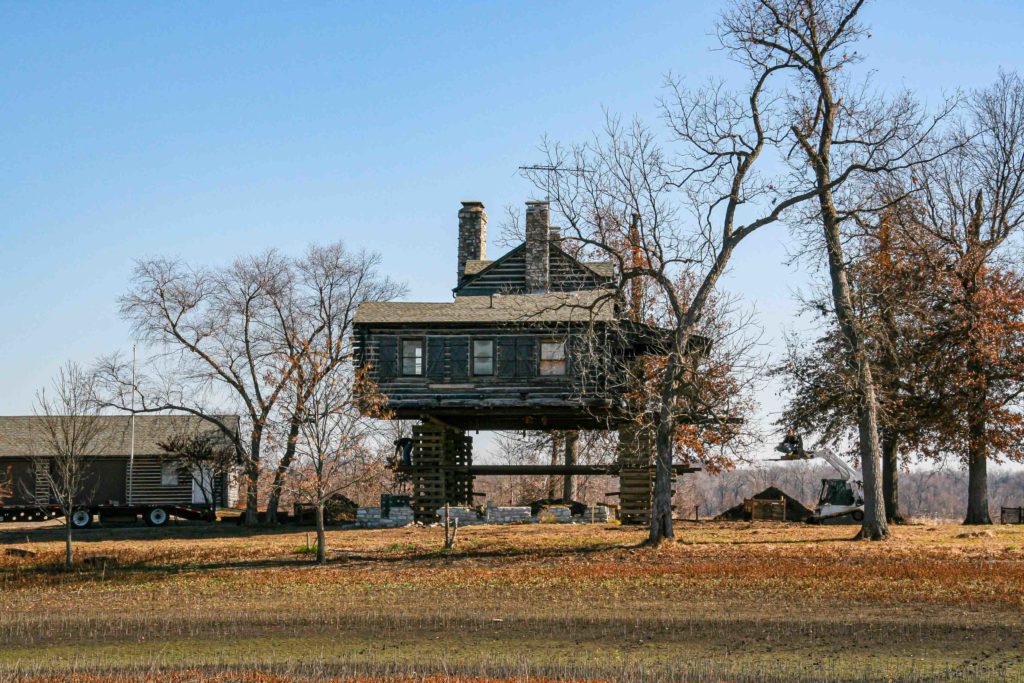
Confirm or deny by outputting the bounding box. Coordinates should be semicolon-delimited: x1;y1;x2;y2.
401;338;424;376
161;461;180;486
540;339;567;376
472;339;494;376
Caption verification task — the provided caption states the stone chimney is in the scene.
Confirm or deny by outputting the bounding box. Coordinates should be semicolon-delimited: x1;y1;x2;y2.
525;201;550;292
457;201;486;284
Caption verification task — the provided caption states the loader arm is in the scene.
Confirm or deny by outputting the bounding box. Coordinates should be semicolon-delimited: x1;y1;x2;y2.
805;448;858;483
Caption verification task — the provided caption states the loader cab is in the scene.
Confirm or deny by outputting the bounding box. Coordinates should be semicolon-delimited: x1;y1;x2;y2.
816;478;865;522
818;478;858;507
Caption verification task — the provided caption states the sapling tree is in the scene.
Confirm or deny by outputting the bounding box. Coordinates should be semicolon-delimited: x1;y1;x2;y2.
288;354;390;565
33;361;104;571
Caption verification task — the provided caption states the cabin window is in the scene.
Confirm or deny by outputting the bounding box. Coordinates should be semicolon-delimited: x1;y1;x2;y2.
472;339;494;375
161;461;180;486
540;339;567;376
401;339;424;376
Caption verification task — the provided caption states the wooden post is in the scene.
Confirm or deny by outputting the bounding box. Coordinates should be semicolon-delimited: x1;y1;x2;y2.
443;502;458;549
694;504;699;522
562;431;578;502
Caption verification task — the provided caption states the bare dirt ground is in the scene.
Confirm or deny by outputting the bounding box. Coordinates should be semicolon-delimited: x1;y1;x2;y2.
1;520;1022;682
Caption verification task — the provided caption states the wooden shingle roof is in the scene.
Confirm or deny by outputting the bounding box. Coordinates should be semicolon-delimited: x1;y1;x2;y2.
0;415;238;458
355;290;618;324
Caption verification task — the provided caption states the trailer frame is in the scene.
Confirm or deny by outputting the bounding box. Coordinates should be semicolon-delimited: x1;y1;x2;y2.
0;503;216;528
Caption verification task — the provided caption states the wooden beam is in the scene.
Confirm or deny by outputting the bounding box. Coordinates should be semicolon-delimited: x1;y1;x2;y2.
396;464;700;476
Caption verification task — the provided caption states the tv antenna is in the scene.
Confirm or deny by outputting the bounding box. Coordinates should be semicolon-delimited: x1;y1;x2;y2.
518;163;588;202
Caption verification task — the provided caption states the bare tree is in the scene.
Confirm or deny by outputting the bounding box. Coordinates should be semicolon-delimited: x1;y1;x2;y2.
289;357;390;565
720;0;957;539
526;66;810;542
33;362;104;570
157;429;239;519
98;243;404;525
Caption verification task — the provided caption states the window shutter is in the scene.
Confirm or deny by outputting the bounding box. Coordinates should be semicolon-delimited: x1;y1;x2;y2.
497;338;517;377
516;337;537;376
448;337;469;379
426;337;446;380
377;337;397;380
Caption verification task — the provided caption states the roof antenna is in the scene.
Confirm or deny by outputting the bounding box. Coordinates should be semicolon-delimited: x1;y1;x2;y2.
518;164;558;202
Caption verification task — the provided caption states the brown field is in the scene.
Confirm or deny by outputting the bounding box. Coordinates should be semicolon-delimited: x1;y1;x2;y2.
1;520;1023;682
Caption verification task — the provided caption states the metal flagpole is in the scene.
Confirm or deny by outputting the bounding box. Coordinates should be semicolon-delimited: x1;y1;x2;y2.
128;343;136;506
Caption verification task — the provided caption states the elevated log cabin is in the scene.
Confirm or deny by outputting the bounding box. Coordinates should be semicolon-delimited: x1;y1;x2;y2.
0;415;238;510
354;201;696;522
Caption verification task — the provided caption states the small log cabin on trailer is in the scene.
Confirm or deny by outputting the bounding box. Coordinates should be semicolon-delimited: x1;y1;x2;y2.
0;415;238;524
354;200;699;523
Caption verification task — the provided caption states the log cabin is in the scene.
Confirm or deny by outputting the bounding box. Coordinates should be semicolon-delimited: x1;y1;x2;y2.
0;414;238;512
354;200;697;522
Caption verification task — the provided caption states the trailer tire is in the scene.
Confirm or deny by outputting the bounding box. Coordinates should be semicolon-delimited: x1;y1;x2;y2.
145;507;169;527
70;509;93;529
851;509;865;522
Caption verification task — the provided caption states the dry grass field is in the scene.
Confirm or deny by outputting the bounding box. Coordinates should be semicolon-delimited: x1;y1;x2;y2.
1;520;1023;682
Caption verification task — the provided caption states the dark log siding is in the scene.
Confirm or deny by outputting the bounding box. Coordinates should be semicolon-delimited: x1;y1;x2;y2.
455;247;611;296
354;322;626;428
1;455;229;508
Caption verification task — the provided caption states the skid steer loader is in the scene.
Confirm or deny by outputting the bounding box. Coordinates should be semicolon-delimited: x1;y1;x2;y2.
774;431;865;523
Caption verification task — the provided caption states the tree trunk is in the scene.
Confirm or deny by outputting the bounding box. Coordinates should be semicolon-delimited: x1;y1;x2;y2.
804;70;889;541
547;432;561;499
881;431;905;524
818;192;889;540
265;418;302;524
965;449;991;524
64;520;73;571
562;431;577;502
964;408;992;524
239;428;262;525
243;457;259;525
315;504;327;565
833;286;888;540
648;413;675;544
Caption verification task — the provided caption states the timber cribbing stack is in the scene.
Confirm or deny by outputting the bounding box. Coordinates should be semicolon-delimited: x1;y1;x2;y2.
409;421;473;522
616;424;655;526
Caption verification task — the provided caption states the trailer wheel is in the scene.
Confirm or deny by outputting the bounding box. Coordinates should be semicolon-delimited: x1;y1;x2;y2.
144;507;169;527
70;509;93;529
851;509;865;522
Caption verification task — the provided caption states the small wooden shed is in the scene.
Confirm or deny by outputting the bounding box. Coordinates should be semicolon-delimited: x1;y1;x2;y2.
715;486;814;522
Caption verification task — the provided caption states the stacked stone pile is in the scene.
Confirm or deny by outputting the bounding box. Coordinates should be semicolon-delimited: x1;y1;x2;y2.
485;506;534;524
574;505;614;523
436;505;483;526
538;505;573;523
356;505;414;529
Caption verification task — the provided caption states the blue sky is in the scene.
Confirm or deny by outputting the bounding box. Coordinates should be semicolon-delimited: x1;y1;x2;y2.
2;2;1021;456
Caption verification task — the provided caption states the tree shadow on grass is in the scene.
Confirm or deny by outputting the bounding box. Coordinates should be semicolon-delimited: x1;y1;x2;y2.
0;521;342;545
0;536;642;582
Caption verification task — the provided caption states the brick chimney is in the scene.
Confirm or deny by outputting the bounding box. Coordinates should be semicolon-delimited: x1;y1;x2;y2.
525;201;550;292
458;201;486;284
